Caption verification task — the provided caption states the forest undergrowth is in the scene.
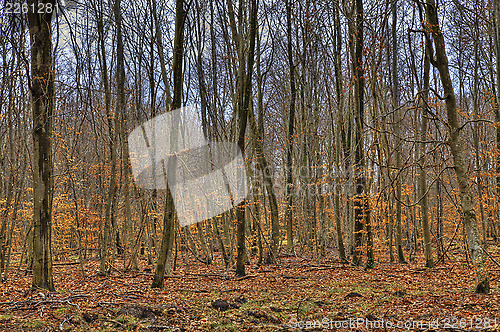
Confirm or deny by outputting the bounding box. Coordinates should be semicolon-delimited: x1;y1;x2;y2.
1;248;500;331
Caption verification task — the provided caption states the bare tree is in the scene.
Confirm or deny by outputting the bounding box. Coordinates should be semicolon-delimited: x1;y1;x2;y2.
27;0;56;291
424;0;489;293
151;0;187;288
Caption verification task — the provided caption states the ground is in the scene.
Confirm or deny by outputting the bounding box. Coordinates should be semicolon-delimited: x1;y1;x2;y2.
1;250;500;331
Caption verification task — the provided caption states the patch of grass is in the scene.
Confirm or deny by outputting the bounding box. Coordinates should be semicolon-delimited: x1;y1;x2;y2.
22;319;45;329
356;301;374;313
412;290;427;296
353;285;374;296
296;301;317;317
379;295;395;303
116;315;140;325
55;306;71;315
210;321;238;331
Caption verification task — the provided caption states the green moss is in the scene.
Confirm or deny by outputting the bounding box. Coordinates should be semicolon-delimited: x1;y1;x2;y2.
23;319;46;328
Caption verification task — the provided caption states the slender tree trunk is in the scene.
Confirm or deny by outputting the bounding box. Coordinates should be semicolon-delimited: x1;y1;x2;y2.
96;0;116;274
419;32;434;268
115;0;129;268
351;0;368;267
235;0;257;277
248;104;279;263
151;0;186;288
494;0;500;202
424;0;489;293
28;0;56;291
285;0;297;253
392;1;405;264
333;1;346;263
471;10;486;247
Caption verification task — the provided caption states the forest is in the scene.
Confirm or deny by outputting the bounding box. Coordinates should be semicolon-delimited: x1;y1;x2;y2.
1;0;500;330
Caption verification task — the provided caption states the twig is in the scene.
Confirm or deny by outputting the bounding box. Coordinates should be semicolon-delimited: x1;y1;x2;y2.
235;274;258;281
59;315;74;331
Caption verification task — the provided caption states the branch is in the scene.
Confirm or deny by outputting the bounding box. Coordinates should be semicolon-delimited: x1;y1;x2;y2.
429;87;447;100
457;119;495;132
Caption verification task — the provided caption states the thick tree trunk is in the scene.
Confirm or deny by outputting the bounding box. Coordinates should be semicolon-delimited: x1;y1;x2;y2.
424;0;489;293
28;0;56;291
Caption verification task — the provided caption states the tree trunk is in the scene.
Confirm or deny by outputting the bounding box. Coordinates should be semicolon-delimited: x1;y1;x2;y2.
96;0;116;274
235;0;258;277
419;32;434;268
333;0;346;263
351;0;368;267
285;0;297;253
28;0;56;291
392;1;405;264
248;103;279;263
494;0;500;202
424;0;489;293
151;0;186;288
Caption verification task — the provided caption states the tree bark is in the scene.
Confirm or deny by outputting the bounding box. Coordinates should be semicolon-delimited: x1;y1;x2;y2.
351;0;369;267
424;0;489;293
493;0;500;235
333;0;346;263
151;0;186;288
235;0;257;277
419;31;434;268
392;1;405;264
28;0;56;291
285;0;296;253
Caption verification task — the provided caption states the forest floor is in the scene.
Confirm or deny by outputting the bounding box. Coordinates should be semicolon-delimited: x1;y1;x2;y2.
1;249;500;331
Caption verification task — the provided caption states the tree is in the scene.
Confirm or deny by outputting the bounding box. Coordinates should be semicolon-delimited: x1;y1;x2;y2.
285;0;296;254
391;0;405;264
494;0;500;220
151;0;186;288
351;0;370;267
424;0;489;293
28;0;56;291
234;0;258;277
418;29;434;268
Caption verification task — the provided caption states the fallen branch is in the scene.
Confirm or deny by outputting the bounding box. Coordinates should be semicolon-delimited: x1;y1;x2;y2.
235;274;258;281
